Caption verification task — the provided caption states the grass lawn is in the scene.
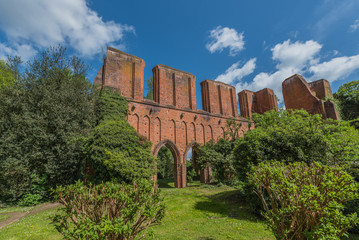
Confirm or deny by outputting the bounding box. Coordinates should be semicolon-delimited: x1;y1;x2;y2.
0;206;34;214
0;209;61;240
146;179;274;240
0;180;358;239
0;214;9;223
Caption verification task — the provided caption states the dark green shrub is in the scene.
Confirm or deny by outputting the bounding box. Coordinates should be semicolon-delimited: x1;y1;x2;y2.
53;180;165;240
18;194;43;206
233;109;359;181
85;88;156;183
334;80;359;128
0;46;94;203
196;138;237;185
249;161;359;240
157;147;174;179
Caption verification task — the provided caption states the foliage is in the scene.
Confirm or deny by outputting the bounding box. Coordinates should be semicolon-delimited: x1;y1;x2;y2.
144;76;153;100
0;46;94;203
249;161;359;240
0;60;16;89
335;80;359;128
85;88;156;183
195;118;249;185
233;109;359;181
53;180;165;240
157;147;174;179
196;138;237;185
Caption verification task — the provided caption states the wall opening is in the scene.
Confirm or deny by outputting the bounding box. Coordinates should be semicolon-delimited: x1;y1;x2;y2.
156;146;174;187
185;145;200;186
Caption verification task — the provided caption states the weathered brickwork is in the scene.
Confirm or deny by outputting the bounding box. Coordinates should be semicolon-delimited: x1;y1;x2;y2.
201;80;239;117
237;88;278;118
282;74;339;120
95;47;257;188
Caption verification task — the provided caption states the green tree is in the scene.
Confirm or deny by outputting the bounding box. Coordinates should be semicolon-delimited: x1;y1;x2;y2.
0;60;16;89
335;80;359;128
85;88;156;183
0;46;94;203
233;109;359;181
250;161;359;240
157;147;174;179
144;76;154;100
196;138;237;184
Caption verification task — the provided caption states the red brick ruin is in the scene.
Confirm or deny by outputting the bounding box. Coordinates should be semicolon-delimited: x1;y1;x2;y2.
282;74;339;120
94;47;338;188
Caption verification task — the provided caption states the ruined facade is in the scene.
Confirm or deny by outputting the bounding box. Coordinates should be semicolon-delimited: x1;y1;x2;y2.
94;47;341;188
237;88;279;118
94;47;280;188
282;74;339;120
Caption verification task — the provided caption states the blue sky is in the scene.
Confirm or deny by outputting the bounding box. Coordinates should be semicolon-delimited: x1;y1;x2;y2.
1;0;359;109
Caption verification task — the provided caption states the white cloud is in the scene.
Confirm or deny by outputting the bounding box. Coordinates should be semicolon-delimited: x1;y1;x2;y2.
215;58;256;85
309;55;359;82
350;19;359;32
0;0;134;59
271;40;322;69
230;40;322;101
228;39;359;102
206;26;245;56
0;43;37;61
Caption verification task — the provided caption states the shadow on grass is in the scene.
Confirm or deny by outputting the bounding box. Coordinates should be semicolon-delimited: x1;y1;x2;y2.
194;189;261;222
157;179;175;188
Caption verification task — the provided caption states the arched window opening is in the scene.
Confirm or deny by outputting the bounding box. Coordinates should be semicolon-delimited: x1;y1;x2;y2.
156;145;175;188
186;146;200;186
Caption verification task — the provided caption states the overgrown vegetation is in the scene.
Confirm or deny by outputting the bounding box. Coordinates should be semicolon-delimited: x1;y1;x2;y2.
0;46;94;204
250;161;359;240
233;109;359;181
53;180;165;240
84;88;156;183
335;80;359;129
157;147;174;179
196;108;359;234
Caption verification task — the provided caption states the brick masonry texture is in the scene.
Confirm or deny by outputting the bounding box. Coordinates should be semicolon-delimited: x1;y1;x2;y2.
282;74;339;120
238;88;278;118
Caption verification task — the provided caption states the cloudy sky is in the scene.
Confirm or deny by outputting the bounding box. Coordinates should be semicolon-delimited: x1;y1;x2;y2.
0;0;359;107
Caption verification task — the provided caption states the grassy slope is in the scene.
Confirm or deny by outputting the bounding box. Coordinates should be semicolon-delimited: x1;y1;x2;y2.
146;180;274;240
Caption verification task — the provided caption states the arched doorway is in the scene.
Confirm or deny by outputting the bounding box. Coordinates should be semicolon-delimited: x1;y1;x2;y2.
185;144;200;186
153;140;183;188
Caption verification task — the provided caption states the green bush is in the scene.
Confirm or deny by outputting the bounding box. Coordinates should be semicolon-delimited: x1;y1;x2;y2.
249;161;359;240
0;46;94;203
233;109;359;181
53;180;165;240
157;147;174;179
85;88;156;183
334;80;359;128
196;138;237;185
18;194;43;206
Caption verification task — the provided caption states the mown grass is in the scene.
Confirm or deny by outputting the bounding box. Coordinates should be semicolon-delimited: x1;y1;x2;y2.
0;214;9;223
0;206;34;214
0;209;61;240
145;179;274;240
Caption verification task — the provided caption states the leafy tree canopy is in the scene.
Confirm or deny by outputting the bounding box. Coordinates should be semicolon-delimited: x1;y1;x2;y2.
85;88;156;183
335;80;359;128
233;109;359;180
0;60;16;89
0;46;94;203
